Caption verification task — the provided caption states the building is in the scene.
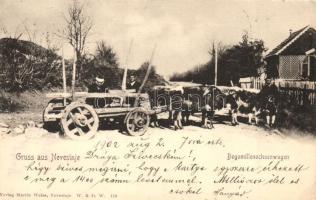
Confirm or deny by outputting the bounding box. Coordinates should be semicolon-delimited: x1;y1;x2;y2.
265;25;316;81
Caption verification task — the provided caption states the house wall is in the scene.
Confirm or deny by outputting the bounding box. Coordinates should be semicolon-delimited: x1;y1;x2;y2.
279;55;305;79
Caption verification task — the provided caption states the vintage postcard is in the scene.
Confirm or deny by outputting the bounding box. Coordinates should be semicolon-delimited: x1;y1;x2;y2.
0;0;315;199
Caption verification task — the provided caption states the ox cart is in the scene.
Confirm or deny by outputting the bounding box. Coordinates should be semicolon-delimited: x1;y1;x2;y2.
43;45;166;140
43;90;168;140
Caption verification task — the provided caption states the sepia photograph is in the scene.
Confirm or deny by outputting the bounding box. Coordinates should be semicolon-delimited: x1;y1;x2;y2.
0;0;315;199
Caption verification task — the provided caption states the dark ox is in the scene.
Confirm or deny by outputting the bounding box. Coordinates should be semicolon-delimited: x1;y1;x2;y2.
181;86;226;125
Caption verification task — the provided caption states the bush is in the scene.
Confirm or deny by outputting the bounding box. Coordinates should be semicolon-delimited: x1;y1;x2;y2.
0;38;62;92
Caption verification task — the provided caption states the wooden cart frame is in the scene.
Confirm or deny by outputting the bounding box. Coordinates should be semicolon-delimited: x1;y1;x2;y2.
43;91;157;140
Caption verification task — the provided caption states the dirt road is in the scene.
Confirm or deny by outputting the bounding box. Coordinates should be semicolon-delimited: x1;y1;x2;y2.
0;113;315;200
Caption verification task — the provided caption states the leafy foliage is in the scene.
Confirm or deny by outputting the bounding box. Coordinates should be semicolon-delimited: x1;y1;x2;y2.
218;33;266;85
0;38;62;92
0;37;166;93
0;92;23;112
80;41;122;89
79;43;166;91
95;41;119;67
135;61;166;92
170;33;267;86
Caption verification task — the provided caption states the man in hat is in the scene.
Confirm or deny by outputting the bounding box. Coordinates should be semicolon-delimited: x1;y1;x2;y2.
88;76;109;93
258;79;278;107
86;76;109;107
258;79;279;127
126;74;141;92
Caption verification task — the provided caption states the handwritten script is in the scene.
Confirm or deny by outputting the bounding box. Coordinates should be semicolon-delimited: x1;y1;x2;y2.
9;135;311;199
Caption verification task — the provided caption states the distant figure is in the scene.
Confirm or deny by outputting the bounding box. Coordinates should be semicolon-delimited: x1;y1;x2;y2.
88;77;109;93
226;90;239;126
126;74;141;92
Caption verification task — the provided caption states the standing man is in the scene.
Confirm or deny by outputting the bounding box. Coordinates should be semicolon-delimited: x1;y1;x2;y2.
126;74;141;92
258;79;278;106
258;79;279;127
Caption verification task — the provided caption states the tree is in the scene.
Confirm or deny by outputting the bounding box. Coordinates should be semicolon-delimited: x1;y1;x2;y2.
63;0;92;58
137;61;156;79
136;61;166;91
170;33;266;86
80;42;121;89
95;40;119;67
217;32;266;85
62;0;93;79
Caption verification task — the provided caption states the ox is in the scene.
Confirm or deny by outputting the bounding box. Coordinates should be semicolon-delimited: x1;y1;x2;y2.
181;85;226;127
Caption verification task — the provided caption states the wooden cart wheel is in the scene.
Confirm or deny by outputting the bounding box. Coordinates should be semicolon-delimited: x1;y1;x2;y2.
125;108;150;136
61;103;99;140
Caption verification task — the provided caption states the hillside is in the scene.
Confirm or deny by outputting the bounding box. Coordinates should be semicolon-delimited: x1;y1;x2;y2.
0;38;168;112
0;38;167;92
0;38;53;56
0;37;62;92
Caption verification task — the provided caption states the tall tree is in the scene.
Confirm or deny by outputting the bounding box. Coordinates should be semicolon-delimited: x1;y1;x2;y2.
63;0;92;58
80;42;121;88
138;61;156;78
218;32;266;85
62;0;93;80
136;61;165;91
170;33;266;86
95;40;118;67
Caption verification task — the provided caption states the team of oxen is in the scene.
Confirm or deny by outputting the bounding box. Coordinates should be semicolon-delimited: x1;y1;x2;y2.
148;84;260;130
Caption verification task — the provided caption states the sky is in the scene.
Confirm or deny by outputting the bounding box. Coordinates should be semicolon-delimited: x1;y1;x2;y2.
0;0;316;78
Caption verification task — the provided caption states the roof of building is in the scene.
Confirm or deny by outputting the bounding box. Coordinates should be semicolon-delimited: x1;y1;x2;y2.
266;25;312;57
